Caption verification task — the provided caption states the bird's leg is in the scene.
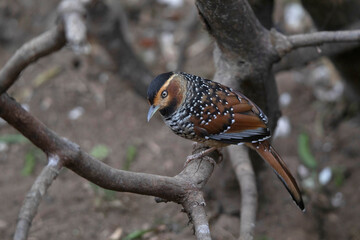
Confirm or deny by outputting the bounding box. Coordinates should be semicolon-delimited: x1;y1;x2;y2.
184;146;219;167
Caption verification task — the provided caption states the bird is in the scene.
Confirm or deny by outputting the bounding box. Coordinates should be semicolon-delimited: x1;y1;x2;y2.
146;71;305;211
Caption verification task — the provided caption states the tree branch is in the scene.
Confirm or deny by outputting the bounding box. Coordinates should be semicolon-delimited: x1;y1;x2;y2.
196;0;267;58
182;191;211;240
228;146;257;240
57;0;90;52
0;92;220;239
273;42;359;72
0;1;219;239
0;26;66;94
0;1;223;239
196;0;280;132
273;29;360;58
195;1;269;239
289;30;360;48
14;158;62;240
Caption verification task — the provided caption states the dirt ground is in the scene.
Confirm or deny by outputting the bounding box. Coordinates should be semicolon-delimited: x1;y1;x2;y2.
1;1;360;240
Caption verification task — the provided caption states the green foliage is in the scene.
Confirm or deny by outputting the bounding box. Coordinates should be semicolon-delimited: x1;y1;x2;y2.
298;132;317;169
90;182;117;201
33;65;62;87
0;134;28;144
21;148;43;176
123;145;137;170
333;166;346;187
123;228;153;240
90;144;110;161
256;235;274;240
21;151;36;176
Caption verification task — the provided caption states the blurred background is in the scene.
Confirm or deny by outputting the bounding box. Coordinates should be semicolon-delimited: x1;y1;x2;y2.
0;0;359;239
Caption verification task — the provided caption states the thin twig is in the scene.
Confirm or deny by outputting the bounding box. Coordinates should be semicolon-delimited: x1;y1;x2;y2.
273;21;360;71
272;28;360;58
228;146;257;240
273;42;359;72
13;158;62;240
289;30;360;48
0;26;66;94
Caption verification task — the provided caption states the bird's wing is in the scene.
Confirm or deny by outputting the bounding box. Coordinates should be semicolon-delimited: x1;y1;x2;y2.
190;82;270;144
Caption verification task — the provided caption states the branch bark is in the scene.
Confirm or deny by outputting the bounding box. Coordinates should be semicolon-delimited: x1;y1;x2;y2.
14;159;62;240
273;42;359;72
195;1;271;239
228;146;257;240
0;26;66;94
0;92;219;240
0;1;220;239
289;30;360;48
57;0;89;52
5;1;360;239
196;0;280;132
0;92;219;202
273;29;360;58
182;191;211;240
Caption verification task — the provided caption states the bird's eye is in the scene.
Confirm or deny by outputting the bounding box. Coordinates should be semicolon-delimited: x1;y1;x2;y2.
161;90;168;98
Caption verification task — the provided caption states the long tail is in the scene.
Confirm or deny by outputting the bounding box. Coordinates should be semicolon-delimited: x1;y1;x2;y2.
247;140;305;211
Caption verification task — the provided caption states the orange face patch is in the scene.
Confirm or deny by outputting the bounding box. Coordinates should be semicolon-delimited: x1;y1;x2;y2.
152;74;186;110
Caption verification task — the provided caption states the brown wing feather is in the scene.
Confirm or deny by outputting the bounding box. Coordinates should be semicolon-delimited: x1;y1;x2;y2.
227;113;267;133
189;84;270;143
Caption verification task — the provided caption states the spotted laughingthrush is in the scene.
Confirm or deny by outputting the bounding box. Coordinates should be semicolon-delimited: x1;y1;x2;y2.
147;72;305;211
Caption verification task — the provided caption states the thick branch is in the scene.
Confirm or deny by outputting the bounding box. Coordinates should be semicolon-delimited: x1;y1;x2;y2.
0;1;221;239
248;0;274;30
212;48;259;240
196;0;270;59
0;26;66;94
0;93;214;202
14;159;62;240
0;93;219;240
196;1;268;239
196;0;280;132
182;191;211;240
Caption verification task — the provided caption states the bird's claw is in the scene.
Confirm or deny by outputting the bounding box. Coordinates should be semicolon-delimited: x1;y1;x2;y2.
184;147;218;168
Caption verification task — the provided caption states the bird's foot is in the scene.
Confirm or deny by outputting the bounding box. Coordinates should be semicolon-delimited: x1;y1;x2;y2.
184;147;219;168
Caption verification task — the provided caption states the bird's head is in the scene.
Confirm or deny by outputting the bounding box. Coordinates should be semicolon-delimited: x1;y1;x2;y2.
147;72;187;121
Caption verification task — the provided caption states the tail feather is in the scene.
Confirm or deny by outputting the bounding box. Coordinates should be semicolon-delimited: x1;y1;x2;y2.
248;140;305;211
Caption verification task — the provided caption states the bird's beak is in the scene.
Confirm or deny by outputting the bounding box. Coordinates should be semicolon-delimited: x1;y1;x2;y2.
147;105;160;122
